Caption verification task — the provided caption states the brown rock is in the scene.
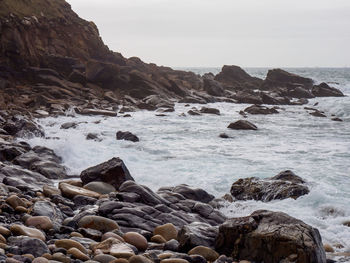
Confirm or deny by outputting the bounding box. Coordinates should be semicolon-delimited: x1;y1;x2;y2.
153;223;178;241
67;247;90;261
55;239;87;254
32;257;49;263
25;216;53;231
188;246;219;261
323;244;334;253
59;182;101;199
151;235;167;244
78;215;119;232
123;232;148;251
160;259;189;263
6;195;27;209
10;224;45;241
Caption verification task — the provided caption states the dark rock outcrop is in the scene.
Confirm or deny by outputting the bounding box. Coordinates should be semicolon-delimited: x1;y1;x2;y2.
312;83;344;97
80;157;134;189
116;131;139;142
215;210;326;263
244;104;279;115
230;170;309;201
227;120;257;130
200;107;220;115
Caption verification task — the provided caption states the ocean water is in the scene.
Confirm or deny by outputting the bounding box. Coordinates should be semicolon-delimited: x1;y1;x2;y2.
27;68;350;253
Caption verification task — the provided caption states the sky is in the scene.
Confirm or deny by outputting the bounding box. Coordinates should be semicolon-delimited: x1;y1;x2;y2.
67;0;350;68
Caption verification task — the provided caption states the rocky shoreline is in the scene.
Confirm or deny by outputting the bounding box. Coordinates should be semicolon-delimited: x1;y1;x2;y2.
0;0;348;262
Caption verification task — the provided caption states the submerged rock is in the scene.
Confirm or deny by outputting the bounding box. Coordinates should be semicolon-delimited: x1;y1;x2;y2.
200;107;220;115
80;157;134;189
230;170;309;201
215;210;326;263
227;120;257;130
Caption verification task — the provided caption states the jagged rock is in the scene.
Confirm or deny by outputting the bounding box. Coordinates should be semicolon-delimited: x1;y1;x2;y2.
262;69;314;91
214;65;262;90
68;70;86;85
2;117;44;138
178;222;218;252
244;104;278;115
7;236;49;257
80;157;134;189
232;91;263;104
200;107;220;115
0;164;52;191
230;170;309;201
116;131;139;142
312;83;344;97
202;78;225;97
227;120;257;130
215;210;326;263
166;185;215;204
179;96;207;104
0;142;29;162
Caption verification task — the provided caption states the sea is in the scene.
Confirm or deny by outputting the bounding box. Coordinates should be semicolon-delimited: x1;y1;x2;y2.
27;67;350;253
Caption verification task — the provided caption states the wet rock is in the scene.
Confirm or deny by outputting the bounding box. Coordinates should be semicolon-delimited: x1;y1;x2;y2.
309;110;326;117
116;131;139;142
55;239;87;253
178;222;218;251
0;143;28;162
10;224;46;241
123;232;148;251
199;107;220;115
219;133;230;139
312;83;344;97
83;181;116;194
227;120;257;130
151;234;167;243
25;216;53;231
32;201;64;226
230;170;309;201
7;236;49;257
86;133;102;141
188;246;219;261
2;117;44;138
215;210;326;263
75;108;117;117
170;185;215;204
154;223;178;242
43;185;61;197
129;255;153;263
6;195;28;209
60;122;78;129
93;237;134;258
164;239;180;252
179;96;207;104
1;165;51;192
119;180;169;206
80;157;134;190
232;91;263;104
78;215;119;232
93;254;117;263
59;182;101;199
331;117;343;122
187;109;201;116
244;104;278;115
67;247;90;261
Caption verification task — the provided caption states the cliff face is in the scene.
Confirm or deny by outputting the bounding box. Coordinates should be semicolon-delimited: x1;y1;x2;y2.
0;0;123;71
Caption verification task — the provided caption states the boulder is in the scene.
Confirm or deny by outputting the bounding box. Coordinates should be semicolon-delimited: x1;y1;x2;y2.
116;131;139;142
227;120;257;130
80;157;134;189
230;170;309;201
244;104;278;115
312;83;344;97
215;210;326;263
200;107;220;115
78;215;119;233
170;185;215;203
59;182;101;199
7;236;49;257
178;222;218;252
214;65;262;89
262;69;314;90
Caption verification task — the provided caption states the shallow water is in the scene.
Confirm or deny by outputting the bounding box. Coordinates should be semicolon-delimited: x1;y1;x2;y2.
27;68;350;252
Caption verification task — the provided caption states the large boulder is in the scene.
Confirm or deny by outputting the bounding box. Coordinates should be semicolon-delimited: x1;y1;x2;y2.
202;78;225;97
178;222;218;252
214;65;262;90
230;170;309;201
116;131;139;142
215;210;326;263
80;157;134;190
312;82;344;97
262;69;314;90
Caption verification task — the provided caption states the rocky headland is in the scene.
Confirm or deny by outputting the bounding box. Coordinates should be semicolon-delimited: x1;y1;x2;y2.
0;0;347;263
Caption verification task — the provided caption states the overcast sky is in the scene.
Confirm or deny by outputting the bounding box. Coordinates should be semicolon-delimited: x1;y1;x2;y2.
67;0;350;67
